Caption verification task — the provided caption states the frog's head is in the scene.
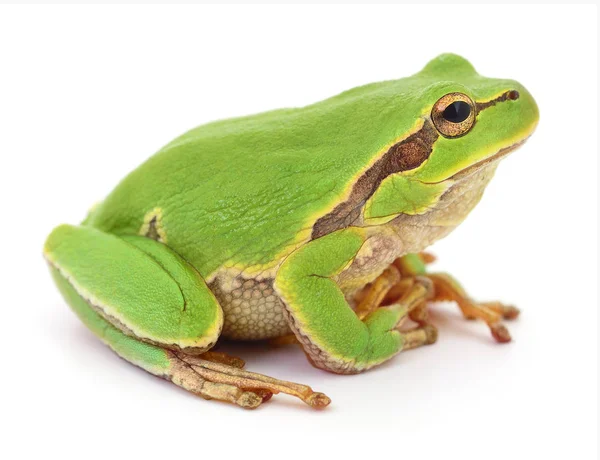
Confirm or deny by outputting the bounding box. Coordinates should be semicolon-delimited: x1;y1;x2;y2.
409;53;539;184
359;54;539;244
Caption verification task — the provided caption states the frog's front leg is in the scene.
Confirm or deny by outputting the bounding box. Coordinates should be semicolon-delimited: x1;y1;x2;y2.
274;228;436;374
395;254;520;342
44;225;329;409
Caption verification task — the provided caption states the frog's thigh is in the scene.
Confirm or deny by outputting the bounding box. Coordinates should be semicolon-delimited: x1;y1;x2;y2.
274;228;408;374
44;224;223;353
50;266;277;408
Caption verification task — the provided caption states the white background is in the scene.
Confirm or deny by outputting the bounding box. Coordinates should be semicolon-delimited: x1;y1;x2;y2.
0;4;597;460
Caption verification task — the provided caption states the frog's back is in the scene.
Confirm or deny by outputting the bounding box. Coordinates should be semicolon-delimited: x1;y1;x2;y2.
86;76;437;278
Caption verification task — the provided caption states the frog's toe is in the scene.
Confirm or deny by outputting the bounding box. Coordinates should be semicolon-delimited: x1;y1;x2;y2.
172;352;330;410
503;305;520;320
234;391;265;410
306;392;331;409
249;388;274;403
461;301;518;342
199;350;246;368
490;323;512;343
422;272;519;343
169;353;267;409
479;302;521;320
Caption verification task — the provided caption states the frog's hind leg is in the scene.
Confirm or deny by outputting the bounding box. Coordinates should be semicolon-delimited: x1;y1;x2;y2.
49;266;268;408
45;224;329;409
45;225;225;354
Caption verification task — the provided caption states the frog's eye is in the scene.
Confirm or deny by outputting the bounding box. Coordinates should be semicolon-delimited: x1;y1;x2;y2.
431;93;476;138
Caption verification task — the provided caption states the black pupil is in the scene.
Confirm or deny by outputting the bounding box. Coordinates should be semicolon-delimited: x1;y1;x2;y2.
443;101;471;123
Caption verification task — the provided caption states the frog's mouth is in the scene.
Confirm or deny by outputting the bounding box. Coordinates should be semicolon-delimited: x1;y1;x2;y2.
447;137;530;182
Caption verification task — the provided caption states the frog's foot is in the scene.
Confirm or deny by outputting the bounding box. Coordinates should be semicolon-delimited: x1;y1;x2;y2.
172;352;330;409
477;301;521;321
425;273;518;343
401;324;439;350
378;274;439;351
392;254;519;343
418;251;437;264
354;265;403;320
199;350;246;369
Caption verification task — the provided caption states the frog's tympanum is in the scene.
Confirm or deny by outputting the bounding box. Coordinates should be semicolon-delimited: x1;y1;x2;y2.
45;54;539;409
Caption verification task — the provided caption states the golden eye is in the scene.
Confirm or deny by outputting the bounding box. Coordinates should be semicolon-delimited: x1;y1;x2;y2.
431;92;476;138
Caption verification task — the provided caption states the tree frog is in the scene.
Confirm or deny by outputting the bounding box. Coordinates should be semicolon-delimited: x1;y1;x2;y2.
44;54;539;409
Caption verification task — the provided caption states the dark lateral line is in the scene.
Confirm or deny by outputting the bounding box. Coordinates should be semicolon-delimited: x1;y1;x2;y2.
476;90;520;112
311;120;439;239
310;90;519;240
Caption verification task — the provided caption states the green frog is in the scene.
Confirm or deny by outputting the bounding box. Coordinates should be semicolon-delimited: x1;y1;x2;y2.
44;54;539;409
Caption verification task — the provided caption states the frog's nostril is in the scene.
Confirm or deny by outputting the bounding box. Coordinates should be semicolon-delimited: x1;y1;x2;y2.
507;90;520;101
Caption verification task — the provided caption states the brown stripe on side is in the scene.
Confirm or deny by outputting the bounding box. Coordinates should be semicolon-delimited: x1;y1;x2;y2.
476;90;520;112
311;120;439;239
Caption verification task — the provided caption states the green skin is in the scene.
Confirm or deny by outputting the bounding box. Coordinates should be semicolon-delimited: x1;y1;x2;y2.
45;54;539;406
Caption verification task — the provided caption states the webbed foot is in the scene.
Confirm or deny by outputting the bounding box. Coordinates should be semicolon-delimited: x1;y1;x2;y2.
424;272;519;343
359;253;520;343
